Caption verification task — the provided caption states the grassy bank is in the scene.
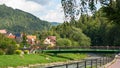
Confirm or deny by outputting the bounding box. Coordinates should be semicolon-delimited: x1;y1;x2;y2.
0;53;87;67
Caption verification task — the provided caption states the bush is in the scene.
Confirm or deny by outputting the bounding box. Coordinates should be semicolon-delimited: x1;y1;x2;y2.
0;34;17;55
6;45;18;55
72;31;91;46
0;49;4;55
56;38;72;46
15;50;23;55
72;41;79;46
24;50;29;54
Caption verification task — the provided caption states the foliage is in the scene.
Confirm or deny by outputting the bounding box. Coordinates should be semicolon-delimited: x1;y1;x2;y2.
0;34;17;54
6;44;18;55
24;50;29;54
69;6;120;46
20;33;29;48
51;22;61;26
15;50;23;55
60;0;120;46
0;5;51;33
102;1;120;25
53;23;91;46
71;41;79;46
56;38;72;46
61;0;120;22
0;49;4;55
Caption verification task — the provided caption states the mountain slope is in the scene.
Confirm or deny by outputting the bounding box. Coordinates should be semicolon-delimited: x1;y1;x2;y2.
0;4;51;33
51;22;61;26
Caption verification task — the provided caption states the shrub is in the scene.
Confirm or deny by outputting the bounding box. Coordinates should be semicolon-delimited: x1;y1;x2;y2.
24;50;29;54
6;44;18;55
56;38;72;46
0;34;17;55
72;41;79;46
0;49;4;55
15;50;23;55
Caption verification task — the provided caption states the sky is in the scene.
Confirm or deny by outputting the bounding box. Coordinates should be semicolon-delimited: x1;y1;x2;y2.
0;0;64;23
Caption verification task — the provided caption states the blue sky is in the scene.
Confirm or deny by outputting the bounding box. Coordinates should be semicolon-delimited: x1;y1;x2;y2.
0;0;64;23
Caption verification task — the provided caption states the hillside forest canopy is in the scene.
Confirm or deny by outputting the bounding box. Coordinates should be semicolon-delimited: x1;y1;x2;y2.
0;5;51;34
49;0;120;46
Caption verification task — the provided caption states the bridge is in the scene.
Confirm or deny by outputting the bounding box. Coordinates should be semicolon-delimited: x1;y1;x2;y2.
38;46;120;54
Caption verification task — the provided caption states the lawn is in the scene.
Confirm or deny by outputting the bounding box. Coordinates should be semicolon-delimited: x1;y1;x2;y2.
0;53;87;67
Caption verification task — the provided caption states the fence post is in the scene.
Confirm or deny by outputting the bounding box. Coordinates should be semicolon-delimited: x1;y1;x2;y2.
103;57;104;65
76;62;79;68
85;60;87;68
108;57;110;63
66;64;68;68
100;58;102;67
91;59;93;68
106;57;107;64
96;59;97;68
106;57;108;63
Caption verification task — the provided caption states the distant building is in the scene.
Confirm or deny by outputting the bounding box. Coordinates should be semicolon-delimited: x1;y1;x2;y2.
44;36;56;46
0;29;7;34
27;35;37;45
7;33;15;39
15;33;22;43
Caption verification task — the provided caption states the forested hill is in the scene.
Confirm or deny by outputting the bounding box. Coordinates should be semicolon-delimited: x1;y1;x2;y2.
51;22;61;26
0;4;51;33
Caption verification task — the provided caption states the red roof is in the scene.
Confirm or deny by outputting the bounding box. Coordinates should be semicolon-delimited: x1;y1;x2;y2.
7;33;15;39
27;35;36;40
47;36;56;41
7;35;15;39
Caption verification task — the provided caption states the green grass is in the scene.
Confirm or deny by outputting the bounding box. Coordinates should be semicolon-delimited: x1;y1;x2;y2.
0;53;87;67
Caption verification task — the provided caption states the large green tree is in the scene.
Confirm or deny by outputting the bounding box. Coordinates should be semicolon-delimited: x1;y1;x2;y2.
53;23;91;46
0;34;17;54
61;0;120;46
61;0;120;24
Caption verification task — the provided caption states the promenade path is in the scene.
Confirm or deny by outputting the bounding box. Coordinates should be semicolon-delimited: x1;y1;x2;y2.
107;56;120;68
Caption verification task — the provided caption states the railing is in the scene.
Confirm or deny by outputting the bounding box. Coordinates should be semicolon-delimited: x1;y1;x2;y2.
35;46;120;54
39;46;120;50
21;46;120;53
46;57;114;68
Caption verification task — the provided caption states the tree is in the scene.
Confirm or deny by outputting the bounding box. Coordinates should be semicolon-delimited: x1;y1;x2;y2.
61;0;120;24
56;38;72;46
53;23;91;46
61;0;120;46
21;33;27;47
0;34;17;54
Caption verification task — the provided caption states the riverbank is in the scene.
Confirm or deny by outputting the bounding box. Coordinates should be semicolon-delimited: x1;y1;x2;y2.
0;53;87;67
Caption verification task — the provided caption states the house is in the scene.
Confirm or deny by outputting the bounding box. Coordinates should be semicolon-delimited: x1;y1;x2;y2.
0;29;7;34
15;33;22;43
44;36;56;46
26;35;37;45
7;33;15;39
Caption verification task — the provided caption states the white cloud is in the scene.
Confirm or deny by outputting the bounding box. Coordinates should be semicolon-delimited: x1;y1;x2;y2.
40;4;64;23
27;0;51;5
0;0;43;13
41;10;64;23
0;0;64;23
